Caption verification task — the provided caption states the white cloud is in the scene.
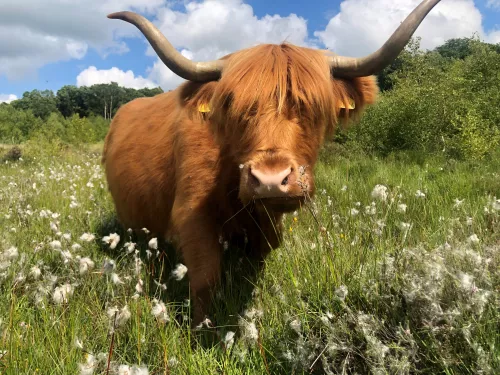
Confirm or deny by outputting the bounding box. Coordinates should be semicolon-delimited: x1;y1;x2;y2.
487;0;500;9
0;0;165;80
0;94;18;104
76;66;157;89
314;0;498;58
143;0;312;90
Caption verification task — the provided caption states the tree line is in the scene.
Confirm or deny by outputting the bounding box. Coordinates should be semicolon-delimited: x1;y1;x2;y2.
3;83;163;121
1;37;499;159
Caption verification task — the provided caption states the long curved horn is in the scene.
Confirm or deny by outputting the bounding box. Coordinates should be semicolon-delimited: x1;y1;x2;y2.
107;11;225;82
327;0;441;78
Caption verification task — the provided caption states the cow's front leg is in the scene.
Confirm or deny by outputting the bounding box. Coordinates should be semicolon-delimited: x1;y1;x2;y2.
176;213;222;327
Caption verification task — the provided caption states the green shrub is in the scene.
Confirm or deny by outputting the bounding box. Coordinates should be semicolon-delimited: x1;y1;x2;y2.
345;38;500;160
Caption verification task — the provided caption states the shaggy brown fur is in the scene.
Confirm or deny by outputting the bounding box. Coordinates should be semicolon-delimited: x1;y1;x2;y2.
102;43;378;324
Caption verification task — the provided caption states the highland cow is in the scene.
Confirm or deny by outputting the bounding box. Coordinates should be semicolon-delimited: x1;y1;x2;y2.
102;0;442;325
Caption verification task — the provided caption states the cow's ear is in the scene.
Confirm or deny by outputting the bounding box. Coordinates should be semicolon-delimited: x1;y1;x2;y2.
179;81;218;120
335;75;379;123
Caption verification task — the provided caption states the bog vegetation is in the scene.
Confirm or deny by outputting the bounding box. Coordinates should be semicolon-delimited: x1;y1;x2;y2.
0;37;499;374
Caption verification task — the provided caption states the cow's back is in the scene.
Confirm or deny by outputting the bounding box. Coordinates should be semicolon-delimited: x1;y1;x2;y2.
102;91;180;236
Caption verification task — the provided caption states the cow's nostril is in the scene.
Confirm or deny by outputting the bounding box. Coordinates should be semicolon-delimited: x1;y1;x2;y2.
281;176;289;186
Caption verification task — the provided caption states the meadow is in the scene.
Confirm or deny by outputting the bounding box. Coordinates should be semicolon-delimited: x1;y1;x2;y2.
0;141;498;374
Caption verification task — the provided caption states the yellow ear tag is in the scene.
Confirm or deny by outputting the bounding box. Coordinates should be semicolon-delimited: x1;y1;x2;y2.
339;99;355;110
198;103;211;113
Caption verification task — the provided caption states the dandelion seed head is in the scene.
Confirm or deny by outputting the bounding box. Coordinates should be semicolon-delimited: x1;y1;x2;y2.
52;283;74;305
30;265;41;280
118;365;130;375
102;233;120;249
467;234;479;244
289;319;301;333
111;273;125;285
151;299;170;323
371;184;388;202
415;190;426;198
80;233;95;242
79;257;95;275
3;246;18;260
171;263;188;280
49;240;62;250
148;237;158;250
335;284;348;301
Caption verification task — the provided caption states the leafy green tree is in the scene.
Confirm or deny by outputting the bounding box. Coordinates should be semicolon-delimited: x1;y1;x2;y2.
346;38;500;160
11;89;58;120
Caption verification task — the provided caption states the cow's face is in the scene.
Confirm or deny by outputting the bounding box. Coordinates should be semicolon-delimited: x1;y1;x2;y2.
190;45;378;213
233;107;324;213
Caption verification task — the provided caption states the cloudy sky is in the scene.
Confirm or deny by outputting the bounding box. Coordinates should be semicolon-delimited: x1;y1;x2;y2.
1;0;499;103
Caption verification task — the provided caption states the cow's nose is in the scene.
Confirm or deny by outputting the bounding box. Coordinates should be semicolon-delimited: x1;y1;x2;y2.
249;167;292;197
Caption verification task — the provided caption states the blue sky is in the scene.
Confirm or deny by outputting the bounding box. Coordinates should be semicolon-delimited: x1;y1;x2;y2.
0;0;499;102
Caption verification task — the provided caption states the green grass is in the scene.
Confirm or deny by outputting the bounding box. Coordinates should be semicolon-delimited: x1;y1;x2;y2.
0;143;498;374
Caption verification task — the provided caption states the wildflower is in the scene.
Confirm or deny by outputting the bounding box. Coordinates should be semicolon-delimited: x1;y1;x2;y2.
52;283;74;305
371;184;388;202
153;279;167;291
72;243;82;251
3;246;18;260
130;366;149;375
458;272;474;291
223;331;236;349
415;190;426;198
102;258;116;273
491;198;500;211
30;266;41;280
74;337;84;350
80;233;95;242
240;319;259;344
62;233;71;241
335;284;348;301
102;233;120;249
171;263;188;280
107;305;131;329
111;273;125;285
341;185;347;191
453;198;465;208
60;250;73;264
50;222;58;232
365;202;376;215
118;365;130;375
79;257;95;275
78;353;97;375
151;299;170;323
142;228;150;234
49;240;62;250
124;242;136;253
148;237;158;250
168;357;179;368
467;234;479;244
244;307;263;320
399;222;411;231
135;279;143;293
397;203;407;213
350;208;359;216
195;317;214;330
289;319;301;333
